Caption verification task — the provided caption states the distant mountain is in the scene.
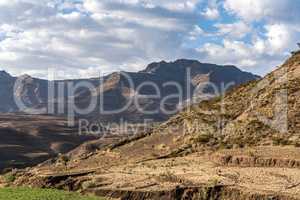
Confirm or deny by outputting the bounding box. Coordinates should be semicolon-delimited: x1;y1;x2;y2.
0;71;16;112
0;60;259;122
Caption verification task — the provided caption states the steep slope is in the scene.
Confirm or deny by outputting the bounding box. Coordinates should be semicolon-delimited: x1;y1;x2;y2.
13;75;49;113
11;54;300;200
0;71;16;112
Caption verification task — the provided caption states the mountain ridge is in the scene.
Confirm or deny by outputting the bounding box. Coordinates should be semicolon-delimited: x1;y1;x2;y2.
1;59;259;80
0;59;259;122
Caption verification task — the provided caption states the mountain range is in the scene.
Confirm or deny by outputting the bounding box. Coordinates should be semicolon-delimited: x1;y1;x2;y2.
0;59;258;172
0;59;259;123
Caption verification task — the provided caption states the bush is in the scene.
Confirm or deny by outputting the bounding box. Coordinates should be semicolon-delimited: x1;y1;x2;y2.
294;141;300;147
56;154;70;166
208;178;220;187
157;171;181;183
3;173;16;183
272;137;291;146
193;133;213;144
81;180;97;190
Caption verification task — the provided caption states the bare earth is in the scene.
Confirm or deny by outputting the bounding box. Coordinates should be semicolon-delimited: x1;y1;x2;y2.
12;142;300;200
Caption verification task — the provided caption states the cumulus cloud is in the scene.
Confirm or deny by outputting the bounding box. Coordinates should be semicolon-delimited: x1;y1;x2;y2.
0;0;299;78
197;39;284;75
223;0;300;23
202;7;219;20
197;40;254;66
0;0;204;78
188;25;205;40
197;22;299;74
84;0;200;13
215;21;251;38
195;0;300;74
264;24;293;54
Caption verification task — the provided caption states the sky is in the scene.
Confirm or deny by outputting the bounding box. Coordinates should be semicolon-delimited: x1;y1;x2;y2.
0;0;300;79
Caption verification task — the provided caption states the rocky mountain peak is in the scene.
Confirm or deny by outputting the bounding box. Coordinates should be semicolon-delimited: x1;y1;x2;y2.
18;74;32;79
142;60;168;74
173;59;200;66
16;74;35;84
0;70;12;79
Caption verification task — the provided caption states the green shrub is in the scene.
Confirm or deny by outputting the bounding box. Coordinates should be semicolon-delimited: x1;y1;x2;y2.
81;180;97;190
193;133;213;144
207;177;220;187
294;141;300;147
272;137;291;146
3;173;16;183
157;171;181;183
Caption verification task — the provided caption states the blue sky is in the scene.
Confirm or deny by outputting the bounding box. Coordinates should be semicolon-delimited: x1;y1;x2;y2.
0;0;300;79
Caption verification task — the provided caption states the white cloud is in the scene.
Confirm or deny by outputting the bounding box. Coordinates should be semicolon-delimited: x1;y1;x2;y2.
84;0;197;31
215;21;250;38
202;7;219;20
84;0;200;13
57;12;82;21
197;40;253;65
251;23;297;56
265;24;292;53
139;0;200;12
0;0;299;78
0;0;18;6
224;0;300;23
201;0;220;20
0;51;18;61
0;0;204;78
253;38;266;54
219;0;300;75
224;0;267;21
188;25;205;40
196;38;288;75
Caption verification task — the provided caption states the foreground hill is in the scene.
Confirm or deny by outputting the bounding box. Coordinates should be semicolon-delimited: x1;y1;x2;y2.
8;53;300;199
0;60;258;122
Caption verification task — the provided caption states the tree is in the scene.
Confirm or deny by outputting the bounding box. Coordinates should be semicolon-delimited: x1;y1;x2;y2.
291;43;300;55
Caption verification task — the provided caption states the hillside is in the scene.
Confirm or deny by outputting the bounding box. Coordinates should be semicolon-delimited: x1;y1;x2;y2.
8;53;300;199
